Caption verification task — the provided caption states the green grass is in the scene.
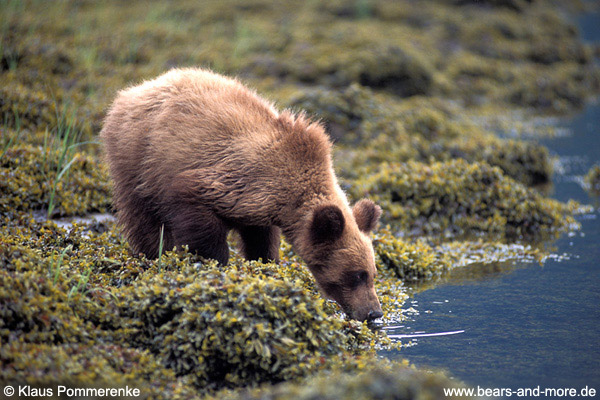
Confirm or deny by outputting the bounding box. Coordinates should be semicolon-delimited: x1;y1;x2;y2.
67;265;93;301
50;244;72;284
46;113;80;218
0;0;24;72
0;110;23;160
45;107;98;218
355;0;374;19
157;224;165;271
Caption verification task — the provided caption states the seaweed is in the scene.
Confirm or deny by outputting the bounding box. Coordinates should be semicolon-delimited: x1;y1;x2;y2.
374;226;450;281
348;159;579;238
584;165;600;196
289;85;553;186
229;358;470;400
0;217;387;395
0;144;111;217
115;262;379;389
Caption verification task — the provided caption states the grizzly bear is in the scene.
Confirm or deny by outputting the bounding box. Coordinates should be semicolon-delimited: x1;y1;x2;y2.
100;68;383;321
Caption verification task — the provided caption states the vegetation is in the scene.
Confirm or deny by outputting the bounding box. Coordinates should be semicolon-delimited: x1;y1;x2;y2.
1;0;597;398
348;159;581;238
584;165;600;196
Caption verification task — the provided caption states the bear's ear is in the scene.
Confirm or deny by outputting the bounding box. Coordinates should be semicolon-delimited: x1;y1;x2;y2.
310;204;345;244
352;199;382;233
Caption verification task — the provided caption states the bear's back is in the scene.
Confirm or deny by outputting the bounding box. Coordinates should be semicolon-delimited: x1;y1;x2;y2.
101;68;336;221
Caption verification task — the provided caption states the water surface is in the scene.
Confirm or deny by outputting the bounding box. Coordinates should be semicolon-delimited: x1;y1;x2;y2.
380;22;600;394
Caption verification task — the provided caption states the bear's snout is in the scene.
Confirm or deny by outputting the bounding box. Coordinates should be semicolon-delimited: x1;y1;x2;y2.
349;298;383;322
367;310;383;321
349;306;383;322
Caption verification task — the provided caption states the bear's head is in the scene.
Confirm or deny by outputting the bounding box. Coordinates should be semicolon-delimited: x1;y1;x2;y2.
304;198;383;322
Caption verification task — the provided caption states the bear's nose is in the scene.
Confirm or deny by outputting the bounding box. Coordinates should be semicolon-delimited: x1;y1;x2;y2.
367;310;383;321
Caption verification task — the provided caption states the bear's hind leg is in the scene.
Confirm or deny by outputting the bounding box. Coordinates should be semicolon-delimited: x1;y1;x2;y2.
168;205;230;265
238;225;281;263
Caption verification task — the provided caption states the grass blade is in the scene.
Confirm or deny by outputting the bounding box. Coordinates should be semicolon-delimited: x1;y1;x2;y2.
158;224;165;271
0;109;23;160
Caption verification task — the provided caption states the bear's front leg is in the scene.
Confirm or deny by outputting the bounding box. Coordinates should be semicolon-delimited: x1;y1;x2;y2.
167;204;230;265
237;225;281;263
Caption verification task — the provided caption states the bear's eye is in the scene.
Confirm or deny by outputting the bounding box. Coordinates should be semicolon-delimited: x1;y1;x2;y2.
356;271;368;282
344;270;368;290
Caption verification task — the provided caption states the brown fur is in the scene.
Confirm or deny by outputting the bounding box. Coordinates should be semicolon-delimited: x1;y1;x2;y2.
100;68;382;321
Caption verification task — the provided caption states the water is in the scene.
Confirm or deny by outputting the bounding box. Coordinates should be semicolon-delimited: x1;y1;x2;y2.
381;203;600;389
380;13;600;395
577;6;600;44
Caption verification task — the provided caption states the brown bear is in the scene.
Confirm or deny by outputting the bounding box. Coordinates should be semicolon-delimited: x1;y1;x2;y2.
100;68;383;321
